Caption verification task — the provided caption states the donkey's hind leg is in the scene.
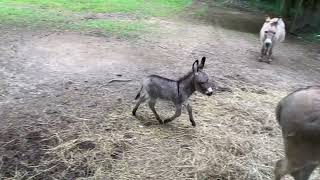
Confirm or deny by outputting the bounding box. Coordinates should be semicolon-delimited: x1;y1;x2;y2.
274;158;289;180
132;95;147;116
148;98;163;124
164;104;182;124
291;164;317;180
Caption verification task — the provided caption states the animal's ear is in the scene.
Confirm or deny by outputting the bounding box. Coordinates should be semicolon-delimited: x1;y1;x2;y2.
198;57;206;70
265;15;271;22
192;60;199;73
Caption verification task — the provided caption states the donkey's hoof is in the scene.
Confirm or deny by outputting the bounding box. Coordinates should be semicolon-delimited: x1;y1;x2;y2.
163;119;171;124
155;117;163;124
258;57;263;62
132;111;136;116
191;123;196;127
267;59;272;64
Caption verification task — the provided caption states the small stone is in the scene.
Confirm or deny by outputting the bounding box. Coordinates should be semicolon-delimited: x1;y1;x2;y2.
45;108;60;114
87;101;98;108
123;133;133;139
76;141;96;150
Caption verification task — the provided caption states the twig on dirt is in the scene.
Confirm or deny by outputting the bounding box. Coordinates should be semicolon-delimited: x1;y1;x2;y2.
108;79;132;84
98;79;132;88
64;115;91;121
26;164;60;180
98;79;133;88
158;45;167;49
197;50;215;56
215;86;233;93
1;139;17;148
38;32;55;39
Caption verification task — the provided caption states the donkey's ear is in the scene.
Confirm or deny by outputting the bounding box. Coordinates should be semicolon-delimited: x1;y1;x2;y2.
265;15;271;22
192;60;199;73
198;57;206;70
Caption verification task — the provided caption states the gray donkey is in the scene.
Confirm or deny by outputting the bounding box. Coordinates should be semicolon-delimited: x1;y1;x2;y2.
132;57;213;126
274;86;320;180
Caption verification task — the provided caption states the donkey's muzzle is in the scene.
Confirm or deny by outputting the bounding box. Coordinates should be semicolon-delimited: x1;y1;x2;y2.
265;42;271;48
206;87;213;96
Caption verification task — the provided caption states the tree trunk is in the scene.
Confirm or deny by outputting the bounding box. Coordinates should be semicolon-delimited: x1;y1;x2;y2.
280;0;292;17
290;0;304;33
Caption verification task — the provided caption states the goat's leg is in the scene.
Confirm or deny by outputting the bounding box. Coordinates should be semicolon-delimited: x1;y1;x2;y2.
163;104;182;124
132;96;147;116
186;103;196;126
148;98;163;124
291;163;317;180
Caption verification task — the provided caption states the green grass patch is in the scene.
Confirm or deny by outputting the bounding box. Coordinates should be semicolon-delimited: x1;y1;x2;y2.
0;3;68;27
298;32;320;42
75;20;149;37
0;0;192;37
194;4;209;17
1;0;192;16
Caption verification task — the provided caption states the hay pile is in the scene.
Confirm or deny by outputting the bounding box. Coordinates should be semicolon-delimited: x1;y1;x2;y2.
4;85;320;179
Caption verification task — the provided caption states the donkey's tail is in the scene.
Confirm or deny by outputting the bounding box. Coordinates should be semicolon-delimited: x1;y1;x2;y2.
275;101;282;124
135;86;143;100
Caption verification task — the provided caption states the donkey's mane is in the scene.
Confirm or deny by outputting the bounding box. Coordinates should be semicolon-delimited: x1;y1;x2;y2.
148;75;175;82
177;71;194;83
149;71;194;83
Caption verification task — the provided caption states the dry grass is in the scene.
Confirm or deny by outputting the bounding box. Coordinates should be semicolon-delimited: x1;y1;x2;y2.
3;83;320;179
3;85;291;179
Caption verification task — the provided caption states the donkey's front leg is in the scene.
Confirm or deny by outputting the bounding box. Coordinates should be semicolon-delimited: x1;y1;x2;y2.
163;104;182;124
259;46;265;61
267;47;273;63
186;103;196;126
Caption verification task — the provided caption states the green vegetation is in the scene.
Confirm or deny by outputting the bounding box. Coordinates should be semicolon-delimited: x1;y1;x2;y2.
77;20;148;37
1;0;192;16
0;0;192;37
216;0;319;41
195;4;209;17
0;4;68;26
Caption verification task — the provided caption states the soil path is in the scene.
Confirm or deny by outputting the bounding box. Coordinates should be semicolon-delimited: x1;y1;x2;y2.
1;2;319;180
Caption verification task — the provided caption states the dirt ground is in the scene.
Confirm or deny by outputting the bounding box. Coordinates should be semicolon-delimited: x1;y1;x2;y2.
1;2;320;180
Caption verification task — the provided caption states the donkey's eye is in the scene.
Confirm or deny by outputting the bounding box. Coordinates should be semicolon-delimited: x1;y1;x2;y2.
264;31;268;33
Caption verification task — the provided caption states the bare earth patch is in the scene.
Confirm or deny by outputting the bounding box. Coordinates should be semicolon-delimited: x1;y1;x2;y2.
1;5;320;180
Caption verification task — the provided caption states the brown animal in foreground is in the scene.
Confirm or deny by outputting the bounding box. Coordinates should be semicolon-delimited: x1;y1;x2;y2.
274;86;320;180
259;16;286;63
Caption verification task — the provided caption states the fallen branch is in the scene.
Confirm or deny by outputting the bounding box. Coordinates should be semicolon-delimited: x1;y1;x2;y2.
158;45;167;49
108;79;132;84
198;50;215;55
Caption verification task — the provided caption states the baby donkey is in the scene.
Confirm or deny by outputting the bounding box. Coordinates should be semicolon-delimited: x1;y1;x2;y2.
132;57;214;126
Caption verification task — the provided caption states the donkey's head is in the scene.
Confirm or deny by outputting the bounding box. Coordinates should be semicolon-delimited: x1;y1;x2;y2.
262;16;280;49
263;30;276;49
192;57;213;96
